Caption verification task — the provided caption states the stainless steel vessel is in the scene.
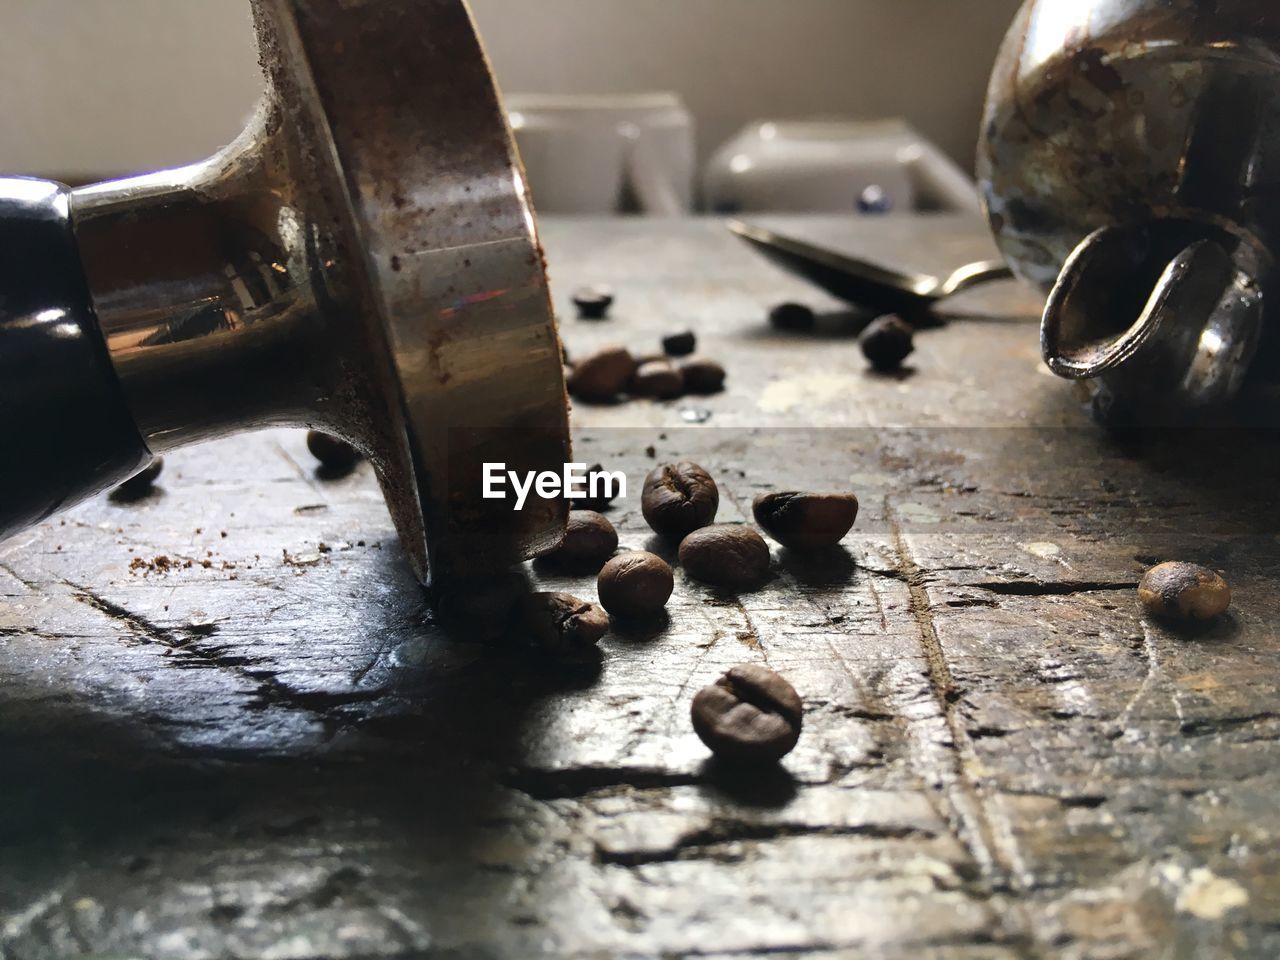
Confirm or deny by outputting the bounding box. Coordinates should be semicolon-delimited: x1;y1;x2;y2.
0;0;571;583
979;0;1280;415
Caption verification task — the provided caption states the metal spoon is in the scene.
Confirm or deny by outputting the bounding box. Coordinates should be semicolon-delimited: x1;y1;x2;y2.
728;220;1013;315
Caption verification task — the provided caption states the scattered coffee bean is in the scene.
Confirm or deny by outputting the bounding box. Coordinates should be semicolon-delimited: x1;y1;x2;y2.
573;286;615;320
307;431;360;470
753;492;859;550
645;445;657;458
691;664;802;763
567;345;637;402
860;315;915;371
678;524;771;589
571;463;622;511
680;357;726;395
630;360;685;400
642;462;720;540
1139;562;1231;623
662;330;697;357
769;302;816;332
520;592;610;656
113;457;164;498
545;511;618;570
597;551;674;619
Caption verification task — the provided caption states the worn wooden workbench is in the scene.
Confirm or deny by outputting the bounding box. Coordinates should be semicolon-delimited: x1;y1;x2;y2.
2;217;1278;959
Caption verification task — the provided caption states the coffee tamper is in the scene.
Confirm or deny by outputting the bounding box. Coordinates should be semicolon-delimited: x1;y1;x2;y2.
0;0;571;583
979;0;1280;415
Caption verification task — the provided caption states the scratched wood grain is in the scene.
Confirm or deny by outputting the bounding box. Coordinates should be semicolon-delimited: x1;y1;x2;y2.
1;217;1277;959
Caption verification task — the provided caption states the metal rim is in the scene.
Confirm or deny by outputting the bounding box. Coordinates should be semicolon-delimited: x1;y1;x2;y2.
256;0;570;581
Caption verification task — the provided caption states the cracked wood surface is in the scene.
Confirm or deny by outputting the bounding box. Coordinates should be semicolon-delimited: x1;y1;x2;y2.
2;217;1278;959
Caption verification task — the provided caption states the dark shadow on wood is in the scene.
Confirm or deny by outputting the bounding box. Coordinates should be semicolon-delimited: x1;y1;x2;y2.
778;546;858;590
698;757;799;810
607;610;671;645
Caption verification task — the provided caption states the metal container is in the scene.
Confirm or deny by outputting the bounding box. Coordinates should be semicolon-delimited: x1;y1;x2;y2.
978;0;1280;414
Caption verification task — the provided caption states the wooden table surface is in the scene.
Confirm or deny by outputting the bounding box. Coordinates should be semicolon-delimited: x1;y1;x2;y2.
2;216;1278;959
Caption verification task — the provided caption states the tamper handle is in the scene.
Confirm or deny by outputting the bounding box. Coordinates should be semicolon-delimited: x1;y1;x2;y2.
0;178;149;539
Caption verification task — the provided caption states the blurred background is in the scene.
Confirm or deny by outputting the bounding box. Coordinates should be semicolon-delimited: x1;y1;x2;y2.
0;0;1023;213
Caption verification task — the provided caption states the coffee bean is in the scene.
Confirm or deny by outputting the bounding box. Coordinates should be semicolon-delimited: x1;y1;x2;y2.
860;315;915;371
629;360;685;400
597;551;674;619
753;491;859;550
1139;562;1231;623
307;431;360;470
545;511;618;570
567;346;637;402
520;592;609;656
680;357;726;395
570;464;622;512
573;286;614;320
769;302;816;332
642;462;719;540
679;525;771;589
691;664;802;763
113;457;164;498
599;552;680;619
662;330;697;357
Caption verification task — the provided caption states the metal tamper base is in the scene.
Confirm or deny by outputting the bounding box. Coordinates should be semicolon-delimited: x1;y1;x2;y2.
65;0;571;584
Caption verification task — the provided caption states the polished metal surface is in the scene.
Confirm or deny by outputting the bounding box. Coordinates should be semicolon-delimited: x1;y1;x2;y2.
727;220;1012;315
979;0;1280;410
69;0;571;582
1042;225;1263;409
73;112;347;450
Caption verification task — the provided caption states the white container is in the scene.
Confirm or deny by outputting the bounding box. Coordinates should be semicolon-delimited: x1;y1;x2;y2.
507;92;696;216
704;118;982;216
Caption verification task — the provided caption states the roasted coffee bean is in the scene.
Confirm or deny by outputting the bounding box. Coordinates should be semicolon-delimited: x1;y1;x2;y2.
545;511;618;570
1139;562;1231;623
573;286;614;320
571;463;622;512
113;457;164;498
521;592;610;655
662;330;697;357
630;360;685;399
691;664;802;763
307;431;360;470
860;315;915;371
597;551;674;619
567;345;637;402
680;357;726;395
753;491;859;550
769;302;816;332
679;525;771;589
642;462;720;540
567;346;637;402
